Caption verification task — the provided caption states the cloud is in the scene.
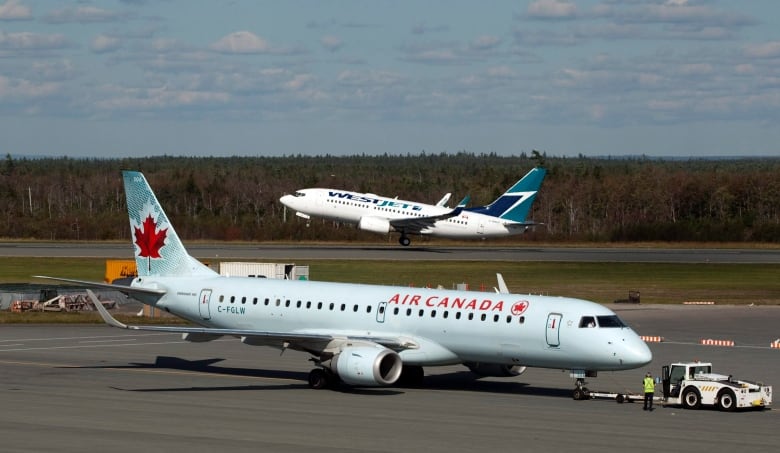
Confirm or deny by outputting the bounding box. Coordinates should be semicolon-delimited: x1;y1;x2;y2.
0;30;69;50
320;35;343;52
210;31;275;54
211;31;268;53
468;35;502;52
743;41;780;59
0;0;32;20
592;1;755;28
44;6;128;24
90;34;122;54
411;23;449;35
0;75;59;100
526;0;578;20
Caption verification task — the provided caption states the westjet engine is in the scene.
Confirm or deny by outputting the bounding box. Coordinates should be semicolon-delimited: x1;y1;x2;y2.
357;216;391;234
331;346;403;386
465;362;528;377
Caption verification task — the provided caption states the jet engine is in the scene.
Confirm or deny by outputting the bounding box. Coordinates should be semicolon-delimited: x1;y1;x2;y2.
465;362;527;377
331;346;403;386
357;216;391;234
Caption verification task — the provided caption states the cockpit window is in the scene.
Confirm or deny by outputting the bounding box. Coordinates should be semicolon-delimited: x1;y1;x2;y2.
596;315;626;328
579;316;597;328
294;191;306;197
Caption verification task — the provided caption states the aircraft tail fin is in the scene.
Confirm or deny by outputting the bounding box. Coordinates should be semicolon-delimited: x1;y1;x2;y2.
466;167;546;222
455;194;471;208
123;170;216;278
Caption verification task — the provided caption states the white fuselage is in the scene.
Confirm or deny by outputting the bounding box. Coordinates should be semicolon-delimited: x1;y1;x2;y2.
280;189;527;239
137;275;652;372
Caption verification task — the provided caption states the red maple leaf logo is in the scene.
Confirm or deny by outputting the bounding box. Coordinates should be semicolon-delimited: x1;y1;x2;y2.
134;214;168;258
511;300;529;316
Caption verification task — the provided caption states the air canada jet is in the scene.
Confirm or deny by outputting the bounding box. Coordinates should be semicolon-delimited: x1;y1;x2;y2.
280;167;546;246
36;171;651;396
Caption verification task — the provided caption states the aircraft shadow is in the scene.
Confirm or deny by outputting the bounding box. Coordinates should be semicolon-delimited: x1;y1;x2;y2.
75;356;574;398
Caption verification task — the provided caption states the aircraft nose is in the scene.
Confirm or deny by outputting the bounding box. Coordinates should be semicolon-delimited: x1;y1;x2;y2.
624;336;653;368
279;194;294;207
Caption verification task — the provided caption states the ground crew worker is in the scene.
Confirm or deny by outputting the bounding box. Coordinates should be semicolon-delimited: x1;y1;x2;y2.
643;372;655;411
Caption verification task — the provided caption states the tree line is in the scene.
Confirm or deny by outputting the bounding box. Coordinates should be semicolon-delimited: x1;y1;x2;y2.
0;153;778;243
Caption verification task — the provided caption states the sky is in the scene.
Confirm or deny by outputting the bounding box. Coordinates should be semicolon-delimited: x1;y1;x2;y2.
1;0;779;158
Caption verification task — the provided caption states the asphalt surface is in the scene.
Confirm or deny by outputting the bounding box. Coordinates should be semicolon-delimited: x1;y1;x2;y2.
1;242;780;263
1;305;779;453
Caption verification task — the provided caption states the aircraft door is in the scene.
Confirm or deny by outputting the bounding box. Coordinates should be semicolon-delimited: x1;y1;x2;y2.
546;313;562;347
376;301;387;323
198;289;212;320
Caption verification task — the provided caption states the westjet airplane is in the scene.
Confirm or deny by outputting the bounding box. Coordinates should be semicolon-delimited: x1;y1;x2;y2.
36;171;651;396
280;167;546;246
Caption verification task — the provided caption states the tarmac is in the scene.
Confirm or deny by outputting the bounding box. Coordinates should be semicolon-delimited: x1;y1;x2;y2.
1;304;778;453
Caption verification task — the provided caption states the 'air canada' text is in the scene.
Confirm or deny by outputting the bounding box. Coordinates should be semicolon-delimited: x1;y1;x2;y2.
388;293;505;312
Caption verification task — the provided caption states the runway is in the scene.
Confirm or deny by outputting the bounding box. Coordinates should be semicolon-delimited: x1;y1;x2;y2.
1;241;780;263
1;305;778;453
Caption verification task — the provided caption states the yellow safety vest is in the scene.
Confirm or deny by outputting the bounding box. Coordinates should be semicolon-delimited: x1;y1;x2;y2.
643;377;655;393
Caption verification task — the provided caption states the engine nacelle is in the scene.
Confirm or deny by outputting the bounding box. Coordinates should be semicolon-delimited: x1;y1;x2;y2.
332;346;403;386
357;216;391;234
465;362;527;377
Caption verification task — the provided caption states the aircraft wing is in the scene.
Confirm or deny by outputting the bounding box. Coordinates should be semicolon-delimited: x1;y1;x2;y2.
83;290;418;353
389;207;462;235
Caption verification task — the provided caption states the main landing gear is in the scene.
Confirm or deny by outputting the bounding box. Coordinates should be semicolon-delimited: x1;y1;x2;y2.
398;235;411;246
308;368;337;389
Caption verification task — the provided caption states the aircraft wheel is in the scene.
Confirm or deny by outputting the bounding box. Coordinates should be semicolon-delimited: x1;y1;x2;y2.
308;368;330;389
572;387;587;400
682;387;701;409
399;236;411;246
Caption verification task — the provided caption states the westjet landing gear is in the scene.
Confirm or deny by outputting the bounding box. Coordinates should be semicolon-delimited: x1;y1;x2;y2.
399;235;411;246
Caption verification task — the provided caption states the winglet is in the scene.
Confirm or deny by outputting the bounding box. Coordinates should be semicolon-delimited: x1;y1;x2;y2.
495;273;509;294
86;289;129;329
435;193;452;207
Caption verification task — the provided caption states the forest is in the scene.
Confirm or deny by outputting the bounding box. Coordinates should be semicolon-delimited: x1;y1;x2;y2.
0;153;778;244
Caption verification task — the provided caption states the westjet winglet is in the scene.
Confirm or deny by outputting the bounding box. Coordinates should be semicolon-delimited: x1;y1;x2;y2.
280;167;546;246
36;171;651;395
